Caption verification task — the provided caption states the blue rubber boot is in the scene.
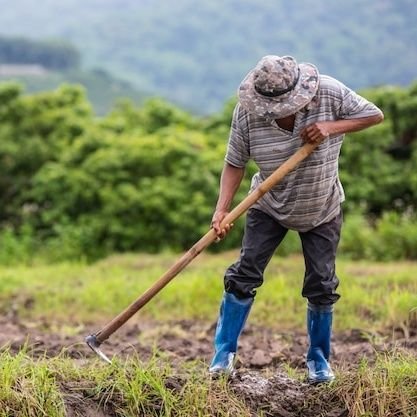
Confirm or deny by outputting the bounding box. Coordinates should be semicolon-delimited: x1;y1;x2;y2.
209;292;254;375
306;303;335;384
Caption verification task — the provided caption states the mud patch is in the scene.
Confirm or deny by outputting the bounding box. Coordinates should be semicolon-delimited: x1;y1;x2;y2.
231;371;347;417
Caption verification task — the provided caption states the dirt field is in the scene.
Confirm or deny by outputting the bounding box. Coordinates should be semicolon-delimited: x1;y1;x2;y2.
1;315;415;417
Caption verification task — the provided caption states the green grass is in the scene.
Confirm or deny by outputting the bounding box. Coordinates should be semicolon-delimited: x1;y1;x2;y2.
1;349;417;416
1;252;417;333
0;350;251;417
330;352;417;416
0;349;65;416
1;253;417;415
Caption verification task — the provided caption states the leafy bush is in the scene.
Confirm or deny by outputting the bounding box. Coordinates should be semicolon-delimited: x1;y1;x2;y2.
0;81;416;262
0;224;37;265
339;211;417;261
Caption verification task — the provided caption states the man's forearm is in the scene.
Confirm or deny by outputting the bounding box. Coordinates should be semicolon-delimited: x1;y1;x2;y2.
329;113;384;136
301;113;384;143
216;163;245;211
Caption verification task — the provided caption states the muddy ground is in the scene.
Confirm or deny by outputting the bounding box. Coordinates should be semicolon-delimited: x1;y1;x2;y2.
1;315;416;417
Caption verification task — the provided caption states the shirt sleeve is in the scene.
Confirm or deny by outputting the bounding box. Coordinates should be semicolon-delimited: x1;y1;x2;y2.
338;83;383;120
224;103;250;168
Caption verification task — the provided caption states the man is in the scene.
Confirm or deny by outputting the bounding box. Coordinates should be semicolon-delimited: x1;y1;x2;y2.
209;55;384;383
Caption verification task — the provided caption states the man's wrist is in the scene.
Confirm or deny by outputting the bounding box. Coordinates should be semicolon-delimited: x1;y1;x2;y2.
215;206;229;212
215;198;231;211
324;121;338;136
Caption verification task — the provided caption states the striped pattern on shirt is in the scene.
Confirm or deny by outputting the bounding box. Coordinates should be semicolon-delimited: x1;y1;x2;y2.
225;75;383;232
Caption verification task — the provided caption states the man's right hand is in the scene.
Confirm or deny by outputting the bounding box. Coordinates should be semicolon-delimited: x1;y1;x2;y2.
211;209;233;241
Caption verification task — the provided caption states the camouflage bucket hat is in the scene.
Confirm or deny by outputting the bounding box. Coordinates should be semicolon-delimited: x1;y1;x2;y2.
238;55;319;119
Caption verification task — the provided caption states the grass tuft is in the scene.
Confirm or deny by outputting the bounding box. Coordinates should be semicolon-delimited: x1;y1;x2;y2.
331;351;417;416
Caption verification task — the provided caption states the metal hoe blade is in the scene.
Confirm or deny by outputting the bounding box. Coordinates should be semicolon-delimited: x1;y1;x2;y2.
85;334;112;364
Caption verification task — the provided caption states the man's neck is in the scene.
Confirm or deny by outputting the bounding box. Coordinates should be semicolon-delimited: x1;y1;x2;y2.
275;114;296;132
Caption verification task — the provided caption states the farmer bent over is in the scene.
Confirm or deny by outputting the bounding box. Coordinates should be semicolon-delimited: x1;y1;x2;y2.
209;55;384;383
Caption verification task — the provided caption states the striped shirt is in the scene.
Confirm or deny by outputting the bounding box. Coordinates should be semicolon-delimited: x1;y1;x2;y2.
225;75;383;232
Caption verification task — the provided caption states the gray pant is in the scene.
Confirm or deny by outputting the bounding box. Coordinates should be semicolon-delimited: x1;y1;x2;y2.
224;208;342;305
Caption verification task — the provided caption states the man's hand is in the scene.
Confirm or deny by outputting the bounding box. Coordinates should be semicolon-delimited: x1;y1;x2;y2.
300;122;332;144
211;209;233;242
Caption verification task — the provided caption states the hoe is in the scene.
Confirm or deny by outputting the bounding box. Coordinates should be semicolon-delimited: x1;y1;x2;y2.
85;141;319;363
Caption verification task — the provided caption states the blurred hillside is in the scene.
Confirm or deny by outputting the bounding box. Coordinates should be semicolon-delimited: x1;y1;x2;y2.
0;67;146;116
0;36;146;115
0;0;415;113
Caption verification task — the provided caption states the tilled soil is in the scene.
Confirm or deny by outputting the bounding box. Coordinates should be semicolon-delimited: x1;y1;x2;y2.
1;316;415;417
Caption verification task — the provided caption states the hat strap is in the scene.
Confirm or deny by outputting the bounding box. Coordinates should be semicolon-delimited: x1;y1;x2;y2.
255;67;300;98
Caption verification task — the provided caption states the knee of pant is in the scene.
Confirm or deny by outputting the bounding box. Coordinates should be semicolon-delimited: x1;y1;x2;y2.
223;260;265;299
226;259;264;278
303;272;339;298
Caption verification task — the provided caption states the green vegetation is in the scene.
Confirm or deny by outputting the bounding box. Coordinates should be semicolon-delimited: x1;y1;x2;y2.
0;0;416;112
0;80;417;262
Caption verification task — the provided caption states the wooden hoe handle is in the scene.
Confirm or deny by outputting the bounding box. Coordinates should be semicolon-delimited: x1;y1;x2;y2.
92;142;318;344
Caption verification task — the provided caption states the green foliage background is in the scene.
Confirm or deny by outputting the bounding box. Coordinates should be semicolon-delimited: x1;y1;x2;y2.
0;80;417;262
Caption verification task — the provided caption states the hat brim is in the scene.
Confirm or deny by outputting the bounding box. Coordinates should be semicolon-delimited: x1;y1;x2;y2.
238;62;319;119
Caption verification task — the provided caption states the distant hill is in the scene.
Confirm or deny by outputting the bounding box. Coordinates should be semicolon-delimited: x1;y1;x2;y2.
0;0;415;113
0;36;146;114
0;68;146;115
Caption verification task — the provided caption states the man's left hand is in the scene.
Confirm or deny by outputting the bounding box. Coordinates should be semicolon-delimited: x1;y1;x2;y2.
300;122;332;144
